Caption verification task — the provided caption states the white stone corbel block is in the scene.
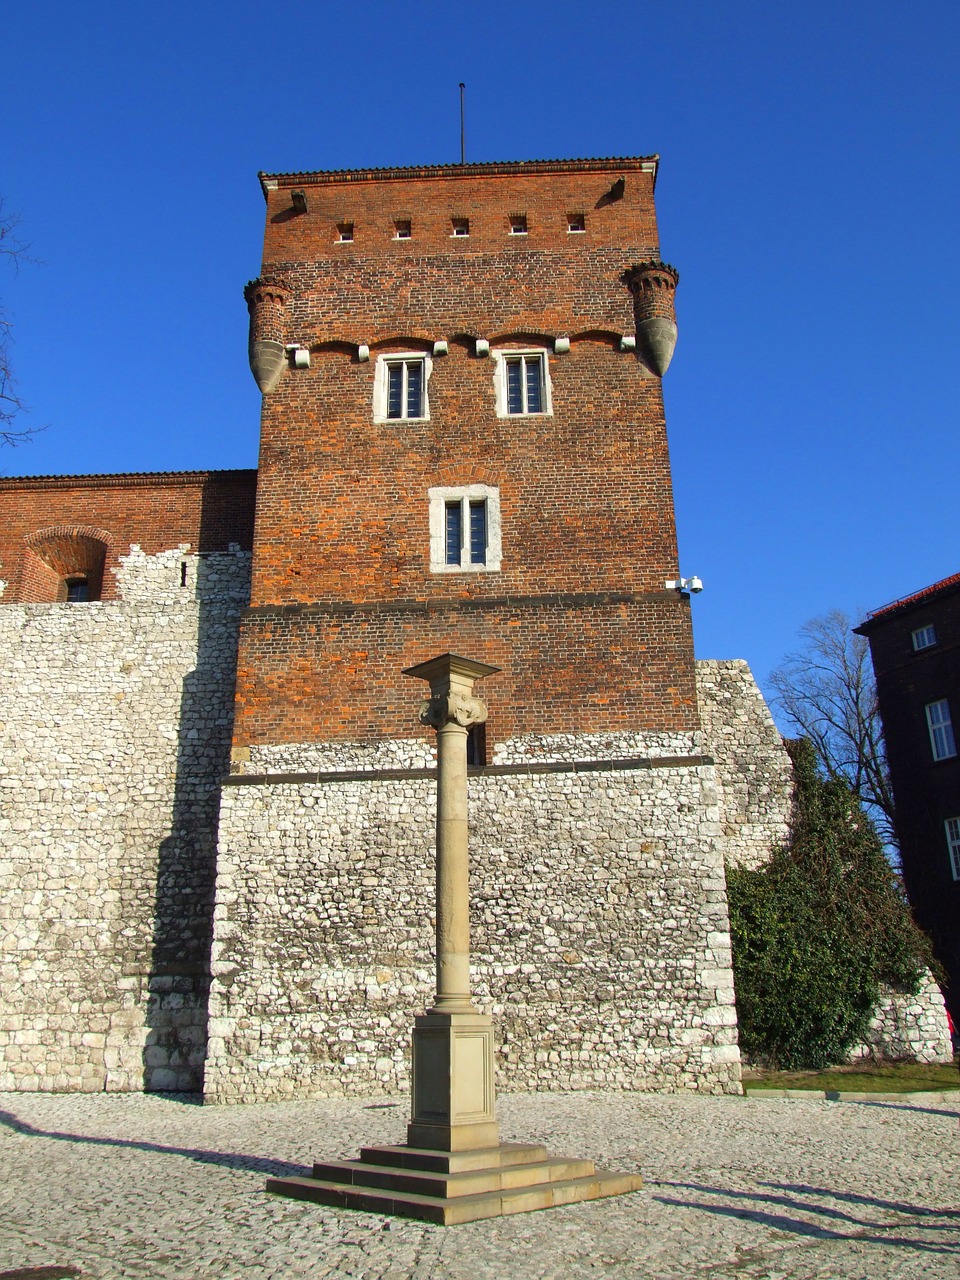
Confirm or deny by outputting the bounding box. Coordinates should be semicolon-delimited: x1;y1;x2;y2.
475;338;490;357
554;336;570;354
619;335;637;352
357;343;370;362
433;339;448;357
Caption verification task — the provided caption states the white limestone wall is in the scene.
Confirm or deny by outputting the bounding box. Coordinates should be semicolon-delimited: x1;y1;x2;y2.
206;735;744;1102
849;974;954;1065
695;660;953;1066
695;659;794;870
0;547;250;1093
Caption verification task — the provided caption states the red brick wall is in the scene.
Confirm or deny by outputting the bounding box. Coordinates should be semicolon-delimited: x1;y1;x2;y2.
239;157;694;746
234;593;696;746
0;471;256;602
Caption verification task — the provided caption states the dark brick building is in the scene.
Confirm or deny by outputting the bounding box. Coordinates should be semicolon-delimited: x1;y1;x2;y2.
857;575;960;1023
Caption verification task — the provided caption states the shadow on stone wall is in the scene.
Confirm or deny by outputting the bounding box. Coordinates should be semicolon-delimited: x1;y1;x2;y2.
142;553;246;1092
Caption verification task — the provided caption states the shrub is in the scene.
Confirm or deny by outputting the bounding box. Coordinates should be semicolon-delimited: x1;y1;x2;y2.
727;738;932;1069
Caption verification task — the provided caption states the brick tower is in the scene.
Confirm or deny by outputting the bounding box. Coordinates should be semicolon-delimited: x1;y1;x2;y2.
206;158;741;1103
232;157;692;755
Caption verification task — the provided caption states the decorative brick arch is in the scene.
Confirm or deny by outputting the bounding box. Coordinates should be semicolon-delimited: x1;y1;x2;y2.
22;524;113;602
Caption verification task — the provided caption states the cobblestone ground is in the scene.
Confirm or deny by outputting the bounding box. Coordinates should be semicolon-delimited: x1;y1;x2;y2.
0;1089;957;1280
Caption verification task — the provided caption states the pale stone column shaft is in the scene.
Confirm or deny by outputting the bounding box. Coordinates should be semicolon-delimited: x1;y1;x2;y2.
434;714;472;1010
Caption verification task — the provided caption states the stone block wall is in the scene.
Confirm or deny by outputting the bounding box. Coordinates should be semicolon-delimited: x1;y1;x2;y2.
849;974;954;1064
695;659;793;870
695;660;953;1065
205;731;742;1102
0;546;250;1092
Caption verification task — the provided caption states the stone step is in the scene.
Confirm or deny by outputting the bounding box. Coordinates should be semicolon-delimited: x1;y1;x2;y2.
266;1168;643;1225
358;1141;548;1173
311;1155;598;1199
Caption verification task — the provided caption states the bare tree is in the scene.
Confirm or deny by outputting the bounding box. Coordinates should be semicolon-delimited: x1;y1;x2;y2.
768;610;898;849
0;201;40;447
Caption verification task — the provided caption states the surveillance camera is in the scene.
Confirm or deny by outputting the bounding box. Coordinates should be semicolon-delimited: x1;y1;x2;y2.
686;576;703;594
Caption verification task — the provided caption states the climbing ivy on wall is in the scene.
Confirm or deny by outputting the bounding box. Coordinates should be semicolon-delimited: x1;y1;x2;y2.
727;738;933;1070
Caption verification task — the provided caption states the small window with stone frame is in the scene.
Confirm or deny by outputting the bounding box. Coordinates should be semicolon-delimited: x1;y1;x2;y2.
373;352;431;422
428;485;502;573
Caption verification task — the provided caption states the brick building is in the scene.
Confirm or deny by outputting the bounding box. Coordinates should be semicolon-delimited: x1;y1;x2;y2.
857;575;960;1024
234;156;690;757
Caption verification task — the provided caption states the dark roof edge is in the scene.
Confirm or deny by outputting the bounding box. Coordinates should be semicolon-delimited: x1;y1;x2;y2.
258;155;659;197
0;468;258;492
856;571;960;631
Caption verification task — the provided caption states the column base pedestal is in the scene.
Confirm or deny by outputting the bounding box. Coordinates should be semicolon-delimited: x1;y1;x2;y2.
266;1140;643;1225
406;1009;499;1152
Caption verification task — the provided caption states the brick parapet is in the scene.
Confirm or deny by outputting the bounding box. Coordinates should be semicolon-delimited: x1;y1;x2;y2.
0;470;256;603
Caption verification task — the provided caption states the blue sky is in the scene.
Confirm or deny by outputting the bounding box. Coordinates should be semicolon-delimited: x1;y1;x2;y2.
3;1;959;710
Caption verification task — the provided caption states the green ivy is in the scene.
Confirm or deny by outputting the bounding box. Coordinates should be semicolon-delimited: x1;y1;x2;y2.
727;738;933;1070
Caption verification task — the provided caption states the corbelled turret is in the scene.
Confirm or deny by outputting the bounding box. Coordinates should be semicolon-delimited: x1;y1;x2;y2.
244;276;290;393
624;261;680;377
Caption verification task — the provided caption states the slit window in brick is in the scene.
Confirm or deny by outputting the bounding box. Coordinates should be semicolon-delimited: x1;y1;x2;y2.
452;217;470;237
467;723;487;765
337;222;354;242
509;214;527;235
394;219;412;239
567;212;586;233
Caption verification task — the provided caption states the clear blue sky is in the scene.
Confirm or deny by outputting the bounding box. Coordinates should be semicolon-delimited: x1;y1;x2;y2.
4;1;959;711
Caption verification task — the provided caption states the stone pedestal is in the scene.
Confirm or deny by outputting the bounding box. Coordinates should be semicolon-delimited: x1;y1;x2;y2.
265;653;643;1222
408;1011;499;1152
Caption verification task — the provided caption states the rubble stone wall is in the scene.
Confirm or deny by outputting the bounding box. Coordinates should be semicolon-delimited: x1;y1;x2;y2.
695;659;793;870
0;547;249;1092
205;737;743;1102
694;660;953;1065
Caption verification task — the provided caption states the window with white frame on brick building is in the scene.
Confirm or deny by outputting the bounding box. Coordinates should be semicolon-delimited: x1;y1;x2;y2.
373;354;430;422
912;624;937;651
428;485;501;573
944;817;960;880
492;349;551;417
926;699;957;761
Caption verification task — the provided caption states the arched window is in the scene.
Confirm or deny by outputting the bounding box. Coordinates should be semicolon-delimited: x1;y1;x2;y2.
23;527;110;603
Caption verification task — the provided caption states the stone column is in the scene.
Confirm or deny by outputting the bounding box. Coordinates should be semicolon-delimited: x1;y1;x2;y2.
403;653;500;1152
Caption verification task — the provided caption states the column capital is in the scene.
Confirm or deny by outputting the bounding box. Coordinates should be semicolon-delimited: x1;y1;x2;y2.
419;690;488;731
404;653;500;732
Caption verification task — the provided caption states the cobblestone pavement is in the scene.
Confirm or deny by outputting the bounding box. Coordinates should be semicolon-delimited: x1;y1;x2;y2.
0;1089;957;1280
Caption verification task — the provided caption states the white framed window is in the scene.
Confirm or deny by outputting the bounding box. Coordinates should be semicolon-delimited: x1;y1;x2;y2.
428;485;501;573
373;353;431;422
946;818;960;880
394;219;412;240
912;624;938;651
509;214;528;235
451;217;470;237
492;349;552;417
336;222;354;243
567;213;586;233
926;699;957;761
